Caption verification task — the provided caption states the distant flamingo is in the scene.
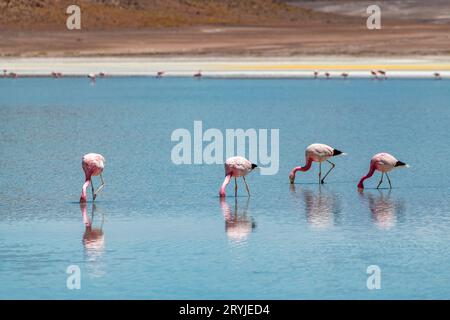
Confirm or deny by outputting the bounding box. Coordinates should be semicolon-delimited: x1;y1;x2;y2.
87;73;96;83
98;71;107;78
219;156;257;197
324;72;330;79
156;71;165;78
434;72;442;80
289;143;345;184
341;72;348;79
357;153;407;189
377;70;387;79
80;153;105;203
194;70;202;78
371;70;378;79
3;69;7;77
51;71;61;78
9;72;18;79
313;70;319;78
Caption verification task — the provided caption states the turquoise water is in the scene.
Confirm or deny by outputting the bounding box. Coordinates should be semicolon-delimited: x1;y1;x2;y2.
0;77;449;299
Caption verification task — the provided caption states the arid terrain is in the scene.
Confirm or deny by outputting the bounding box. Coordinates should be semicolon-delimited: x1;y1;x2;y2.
0;0;449;57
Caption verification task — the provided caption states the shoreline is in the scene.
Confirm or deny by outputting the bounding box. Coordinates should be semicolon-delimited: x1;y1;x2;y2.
1;56;450;78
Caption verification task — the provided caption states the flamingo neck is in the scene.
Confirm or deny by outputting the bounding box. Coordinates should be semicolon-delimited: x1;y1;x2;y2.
80;178;91;203
358;166;376;189
289;158;313;182
219;174;232;197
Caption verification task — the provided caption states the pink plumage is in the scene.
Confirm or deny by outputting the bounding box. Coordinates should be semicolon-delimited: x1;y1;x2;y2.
358;152;407;189
219;156;257;197
80;153;106;203
289;143;345;184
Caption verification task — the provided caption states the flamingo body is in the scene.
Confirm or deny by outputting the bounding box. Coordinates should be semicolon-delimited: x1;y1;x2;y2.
358;153;407;189
80;153;105;202
289;143;344;184
219;156;257;197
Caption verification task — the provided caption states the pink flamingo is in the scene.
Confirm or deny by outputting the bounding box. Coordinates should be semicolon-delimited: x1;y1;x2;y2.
219;156;257;197
341;72;348;79
98;71;107;78
313;70;319;78
194;70;202;78
370;70;378;79
377;70;387;79
434;72;441;80
3;69;7;77
324;72;330;79
87;73;96;83
156;71;165;78
358;153;408;189
289;143;345;184
9;72;18;79
80;153;105;203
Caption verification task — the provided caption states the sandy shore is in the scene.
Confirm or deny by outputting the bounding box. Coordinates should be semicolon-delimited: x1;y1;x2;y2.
1;56;450;78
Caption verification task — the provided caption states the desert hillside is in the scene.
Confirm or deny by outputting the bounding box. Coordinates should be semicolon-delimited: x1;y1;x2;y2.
0;0;332;30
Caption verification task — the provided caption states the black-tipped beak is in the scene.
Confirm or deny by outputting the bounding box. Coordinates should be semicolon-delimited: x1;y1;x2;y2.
251;163;258;170
395;161;406;167
333;149;343;156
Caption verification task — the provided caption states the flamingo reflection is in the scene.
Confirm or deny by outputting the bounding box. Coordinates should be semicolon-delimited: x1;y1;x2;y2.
290;184;341;229
359;190;404;230
219;198;256;243
80;202;106;277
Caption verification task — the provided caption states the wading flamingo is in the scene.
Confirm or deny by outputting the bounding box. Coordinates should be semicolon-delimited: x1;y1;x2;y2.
9;72;18;78
80;153;105;203
156;71;165;78
2;69;6;77
341;72;348;79
99;72;107;78
371;70;378;79
313;70;319;78
219;156;257;197
434;72;441;80
289;143;345;184
378;70;387;79
87;73;96;83
357;153;407;189
325;72;330;79
194;70;202;78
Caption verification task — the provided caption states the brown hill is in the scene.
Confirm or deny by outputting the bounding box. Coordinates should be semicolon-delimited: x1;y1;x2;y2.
0;0;331;30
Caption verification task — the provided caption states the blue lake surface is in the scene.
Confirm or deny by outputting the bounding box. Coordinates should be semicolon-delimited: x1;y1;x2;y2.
0;77;449;299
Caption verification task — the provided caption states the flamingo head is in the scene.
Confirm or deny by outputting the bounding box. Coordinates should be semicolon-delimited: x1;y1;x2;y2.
289;171;295;184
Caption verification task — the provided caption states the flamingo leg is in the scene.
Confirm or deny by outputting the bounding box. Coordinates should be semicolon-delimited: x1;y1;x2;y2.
321;160;336;184
386;173;392;189
93;174;105;201
234;177;238;197
318;162;322;184
90;180;95;201
243;176;251;197
376;173;384;189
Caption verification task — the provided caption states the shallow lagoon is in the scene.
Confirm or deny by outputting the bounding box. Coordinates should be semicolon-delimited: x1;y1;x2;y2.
0;77;449;299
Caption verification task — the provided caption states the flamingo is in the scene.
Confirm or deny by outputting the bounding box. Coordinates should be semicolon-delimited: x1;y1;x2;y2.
357;153;408;189
370;70;378;79
377;70;387;79
156;71;165;78
9;72;18;79
324;72;330;79
219;156;257;197
3;69;7;77
87;73;96;83
98;71;106;77
80;153;105;203
289;143;345;184
434;72;442;80
313;70;319;78
341;72;348;79
194;70;202;78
